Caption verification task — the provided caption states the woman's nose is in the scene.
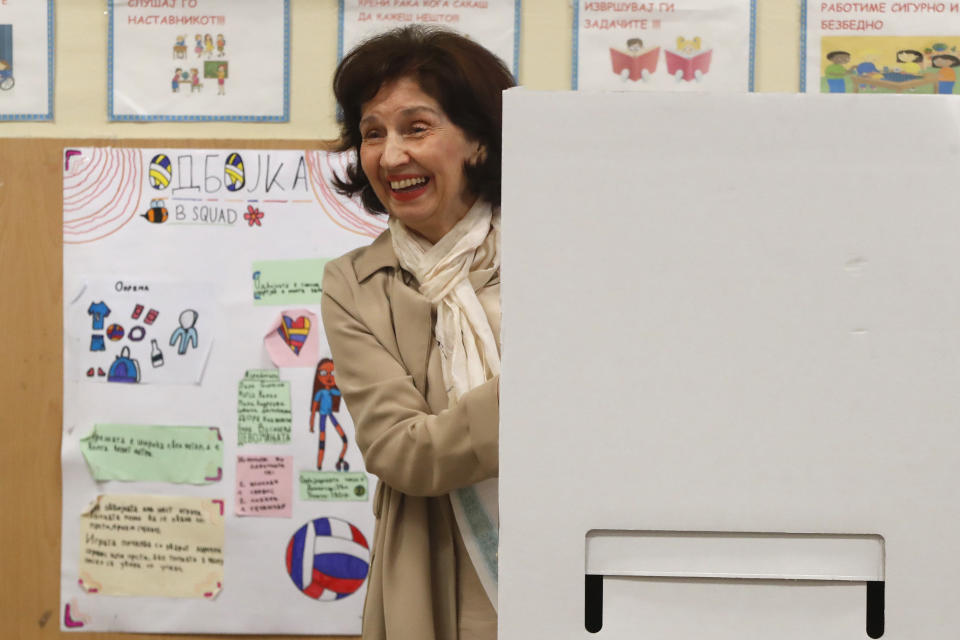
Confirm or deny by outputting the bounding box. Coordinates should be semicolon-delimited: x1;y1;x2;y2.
381;133;409;168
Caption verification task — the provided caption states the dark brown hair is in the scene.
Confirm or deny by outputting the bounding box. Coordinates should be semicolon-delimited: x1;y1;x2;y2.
331;26;515;214
933;53;960;68
312;358;337;397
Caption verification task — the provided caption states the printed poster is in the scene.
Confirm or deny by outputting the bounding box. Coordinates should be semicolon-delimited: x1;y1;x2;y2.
340;0;521;76
61;147;385;633
0;0;53;120
574;0;757;91
803;1;960;94
108;0;289;121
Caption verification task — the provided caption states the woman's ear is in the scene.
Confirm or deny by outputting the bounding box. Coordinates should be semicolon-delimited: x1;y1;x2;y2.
471;143;488;165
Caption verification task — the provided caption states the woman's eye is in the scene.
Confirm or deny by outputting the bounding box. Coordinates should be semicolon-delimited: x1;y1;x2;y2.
408;123;429;135
361;129;382;140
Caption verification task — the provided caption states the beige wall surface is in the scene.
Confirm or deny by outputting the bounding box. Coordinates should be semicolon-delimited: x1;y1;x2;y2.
2;0;801;139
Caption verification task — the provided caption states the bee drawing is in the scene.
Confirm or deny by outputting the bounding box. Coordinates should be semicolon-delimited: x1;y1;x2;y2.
142;199;168;223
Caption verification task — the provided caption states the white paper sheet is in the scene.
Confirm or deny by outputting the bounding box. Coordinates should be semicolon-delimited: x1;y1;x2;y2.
67;280;215;385
61;147;385;634
108;1;289;121
802;0;960;95
339;0;520;76
0;0;53;120
573;0;757;91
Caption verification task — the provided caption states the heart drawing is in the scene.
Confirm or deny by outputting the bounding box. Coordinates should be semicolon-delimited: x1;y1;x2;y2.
278;315;311;355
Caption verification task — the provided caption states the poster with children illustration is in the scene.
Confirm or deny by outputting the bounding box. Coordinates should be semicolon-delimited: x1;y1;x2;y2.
61;147;385;633
574;0;757;91
108;0;288;121
340;0;521;77
803;2;960;95
0;0;53;120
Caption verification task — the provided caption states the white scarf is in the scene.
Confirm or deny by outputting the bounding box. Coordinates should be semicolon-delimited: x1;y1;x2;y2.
389;200;501;610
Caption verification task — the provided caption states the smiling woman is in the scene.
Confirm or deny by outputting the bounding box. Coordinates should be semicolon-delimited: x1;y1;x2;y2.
321;25;515;640
357;77;483;243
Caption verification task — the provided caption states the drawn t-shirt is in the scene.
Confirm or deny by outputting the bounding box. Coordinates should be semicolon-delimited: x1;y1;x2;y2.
312;387;341;415
88;301;111;330
899;61;921;75
825;63;848;79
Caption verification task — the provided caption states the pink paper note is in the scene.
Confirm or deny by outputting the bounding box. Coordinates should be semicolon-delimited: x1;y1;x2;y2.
263;309;319;368
235;455;293;518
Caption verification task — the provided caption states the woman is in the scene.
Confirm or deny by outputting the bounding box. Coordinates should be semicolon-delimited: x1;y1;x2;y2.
321;25;514;640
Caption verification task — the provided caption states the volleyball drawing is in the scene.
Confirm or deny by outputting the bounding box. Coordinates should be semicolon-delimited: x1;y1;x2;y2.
285;517;370;601
224;152;245;191
149;153;172;190
106;323;125;341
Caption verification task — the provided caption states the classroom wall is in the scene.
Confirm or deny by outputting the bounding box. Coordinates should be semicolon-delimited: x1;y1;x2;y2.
1;1;802;637
2;0;801;139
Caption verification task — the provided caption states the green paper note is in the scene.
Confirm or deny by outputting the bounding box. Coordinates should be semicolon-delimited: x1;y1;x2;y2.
238;369;292;445
80;424;223;484
299;471;369;501
252;258;328;305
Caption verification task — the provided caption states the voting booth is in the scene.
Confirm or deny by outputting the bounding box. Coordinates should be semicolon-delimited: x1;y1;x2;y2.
499;90;960;638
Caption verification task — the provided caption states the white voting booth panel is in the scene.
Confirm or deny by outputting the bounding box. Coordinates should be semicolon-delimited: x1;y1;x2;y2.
499;90;960;639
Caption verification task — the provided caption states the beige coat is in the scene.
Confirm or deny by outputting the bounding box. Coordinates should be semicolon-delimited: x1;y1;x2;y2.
321;229;500;640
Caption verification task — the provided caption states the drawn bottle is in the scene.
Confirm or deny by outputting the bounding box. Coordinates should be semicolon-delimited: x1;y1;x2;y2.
150;339;165;368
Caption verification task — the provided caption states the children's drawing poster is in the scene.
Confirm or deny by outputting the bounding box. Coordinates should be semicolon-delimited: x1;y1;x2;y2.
573;0;757;91
68;280;214;385
61;147;386;634
339;0;521;77
0;0;53;120
803;2;960;94
108;1;289;121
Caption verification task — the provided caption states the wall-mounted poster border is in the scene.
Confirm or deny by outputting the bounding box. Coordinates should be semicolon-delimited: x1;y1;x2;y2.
0;0;55;121
107;1;290;122
800;0;809;91
801;1;960;95
337;0;522;79
572;0;758;92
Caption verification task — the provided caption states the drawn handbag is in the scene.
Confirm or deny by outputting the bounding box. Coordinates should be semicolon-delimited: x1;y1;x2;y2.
107;346;141;383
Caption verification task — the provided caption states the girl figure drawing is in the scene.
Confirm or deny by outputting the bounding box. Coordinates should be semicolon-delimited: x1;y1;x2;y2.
309;358;349;471
932;54;960;94
895;49;923;75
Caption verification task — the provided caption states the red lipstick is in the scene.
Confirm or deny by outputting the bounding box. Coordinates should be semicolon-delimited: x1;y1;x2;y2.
387;175;430;202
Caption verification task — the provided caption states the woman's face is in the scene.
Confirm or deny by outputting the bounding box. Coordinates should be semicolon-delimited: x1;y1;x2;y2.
359;76;481;243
